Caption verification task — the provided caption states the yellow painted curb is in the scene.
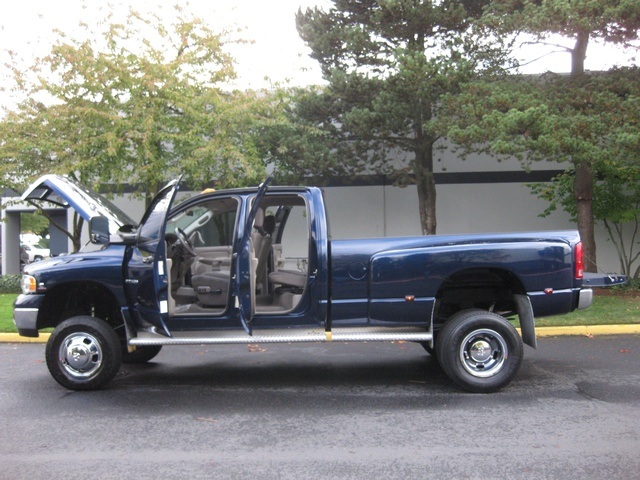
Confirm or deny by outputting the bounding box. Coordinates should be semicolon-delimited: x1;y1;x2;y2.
537;324;640;337
1;326;639;344
0;333;50;343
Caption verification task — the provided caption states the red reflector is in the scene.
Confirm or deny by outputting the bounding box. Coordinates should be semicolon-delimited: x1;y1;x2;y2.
574;241;584;279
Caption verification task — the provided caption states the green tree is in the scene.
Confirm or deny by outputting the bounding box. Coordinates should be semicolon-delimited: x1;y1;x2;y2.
262;0;511;235
445;0;640;270
20;212;50;239
525;68;640;278
533;160;640;278
443;67;640;273
0;5;266;201
1;6;269;251
595;162;640;279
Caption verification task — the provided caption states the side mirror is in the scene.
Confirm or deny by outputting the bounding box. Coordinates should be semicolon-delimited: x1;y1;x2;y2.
89;216;110;245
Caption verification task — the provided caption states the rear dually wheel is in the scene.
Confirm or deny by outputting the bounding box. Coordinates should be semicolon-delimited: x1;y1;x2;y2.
436;309;523;393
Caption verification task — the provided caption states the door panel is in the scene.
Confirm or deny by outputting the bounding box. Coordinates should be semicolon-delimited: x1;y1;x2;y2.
124;179;180;336
234;178;271;334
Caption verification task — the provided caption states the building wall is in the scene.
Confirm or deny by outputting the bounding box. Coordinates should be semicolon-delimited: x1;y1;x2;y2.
323;183;624;275
2;167;630;275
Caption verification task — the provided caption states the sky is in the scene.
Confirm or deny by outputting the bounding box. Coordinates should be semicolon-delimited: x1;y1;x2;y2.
0;0;331;112
1;0;637;113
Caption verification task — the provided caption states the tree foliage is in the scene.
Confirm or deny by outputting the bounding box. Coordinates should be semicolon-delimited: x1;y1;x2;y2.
261;0;512;235
532;160;640;278
19;212;50;239
444;68;640;165
443;67;640;274
0;6;266;201
440;0;640;271
483;0;640;67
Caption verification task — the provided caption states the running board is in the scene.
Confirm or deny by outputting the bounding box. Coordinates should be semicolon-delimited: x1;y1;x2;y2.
129;326;433;346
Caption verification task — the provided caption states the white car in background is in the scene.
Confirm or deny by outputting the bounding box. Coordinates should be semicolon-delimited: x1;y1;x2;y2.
22;244;50;263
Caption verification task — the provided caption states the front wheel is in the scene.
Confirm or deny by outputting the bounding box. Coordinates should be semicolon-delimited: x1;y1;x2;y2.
436;309;523;393
45;316;122;390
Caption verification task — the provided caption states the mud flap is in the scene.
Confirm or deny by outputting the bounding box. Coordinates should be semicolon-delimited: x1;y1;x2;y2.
513;294;537;349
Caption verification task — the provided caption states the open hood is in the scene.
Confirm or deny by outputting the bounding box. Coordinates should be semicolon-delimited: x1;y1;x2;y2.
21;175;136;234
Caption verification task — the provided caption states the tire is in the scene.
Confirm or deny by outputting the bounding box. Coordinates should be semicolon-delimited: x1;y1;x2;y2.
122;345;163;364
436;309;523;393
45;316;122;390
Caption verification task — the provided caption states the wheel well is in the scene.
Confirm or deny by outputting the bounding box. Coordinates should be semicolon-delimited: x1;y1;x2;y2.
434;268;526;326
37;282;124;337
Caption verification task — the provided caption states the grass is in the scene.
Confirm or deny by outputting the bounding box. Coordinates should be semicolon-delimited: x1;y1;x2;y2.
517;293;640;327
0;294;17;332
1;291;638;334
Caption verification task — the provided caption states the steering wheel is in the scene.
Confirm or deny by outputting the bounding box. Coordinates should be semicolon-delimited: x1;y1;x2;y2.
174;228;197;257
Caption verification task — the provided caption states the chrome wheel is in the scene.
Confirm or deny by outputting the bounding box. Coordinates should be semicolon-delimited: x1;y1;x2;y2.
59;332;103;379
437;309;523;393
46;316;122;390
459;328;508;378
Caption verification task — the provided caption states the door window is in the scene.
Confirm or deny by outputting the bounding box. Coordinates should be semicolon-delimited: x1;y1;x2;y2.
166;199;238;248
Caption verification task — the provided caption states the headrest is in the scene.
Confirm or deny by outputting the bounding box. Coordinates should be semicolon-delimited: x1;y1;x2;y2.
263;215;276;235
253;208;264;229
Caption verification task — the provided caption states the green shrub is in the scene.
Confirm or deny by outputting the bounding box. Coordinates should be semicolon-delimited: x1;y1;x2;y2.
0;275;22;294
611;277;640;293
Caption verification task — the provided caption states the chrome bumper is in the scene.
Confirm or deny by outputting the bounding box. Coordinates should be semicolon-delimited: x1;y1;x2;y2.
577;288;593;310
13;294;45;337
13;308;40;337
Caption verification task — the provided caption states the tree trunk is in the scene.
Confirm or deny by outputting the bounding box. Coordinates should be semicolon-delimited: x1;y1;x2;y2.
30;202;84;254
414;136;437;235
570;31;597;272
69;212;84;253
573;161;597;272
571;31;589;74
410;73;437;236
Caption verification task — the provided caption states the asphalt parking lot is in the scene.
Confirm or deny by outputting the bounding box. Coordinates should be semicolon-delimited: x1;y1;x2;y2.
1;336;639;479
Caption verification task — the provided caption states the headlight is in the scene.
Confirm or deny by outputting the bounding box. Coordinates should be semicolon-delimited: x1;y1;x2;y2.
21;275;37;294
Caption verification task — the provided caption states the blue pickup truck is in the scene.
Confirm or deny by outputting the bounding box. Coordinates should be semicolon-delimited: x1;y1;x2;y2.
14;175;624;392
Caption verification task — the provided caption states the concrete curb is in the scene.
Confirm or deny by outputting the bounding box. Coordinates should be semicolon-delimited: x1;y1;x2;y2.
1;325;640;344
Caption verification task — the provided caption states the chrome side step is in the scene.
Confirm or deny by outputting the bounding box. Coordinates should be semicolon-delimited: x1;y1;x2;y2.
129;326;432;346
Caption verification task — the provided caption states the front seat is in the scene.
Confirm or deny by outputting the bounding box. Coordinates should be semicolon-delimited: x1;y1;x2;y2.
190;210;266;307
190;269;230;307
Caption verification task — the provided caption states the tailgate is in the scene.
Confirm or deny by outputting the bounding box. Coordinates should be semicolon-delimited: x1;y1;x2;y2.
582;273;628;288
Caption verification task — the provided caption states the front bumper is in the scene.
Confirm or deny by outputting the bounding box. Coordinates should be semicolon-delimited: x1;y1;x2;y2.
13;294;46;337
